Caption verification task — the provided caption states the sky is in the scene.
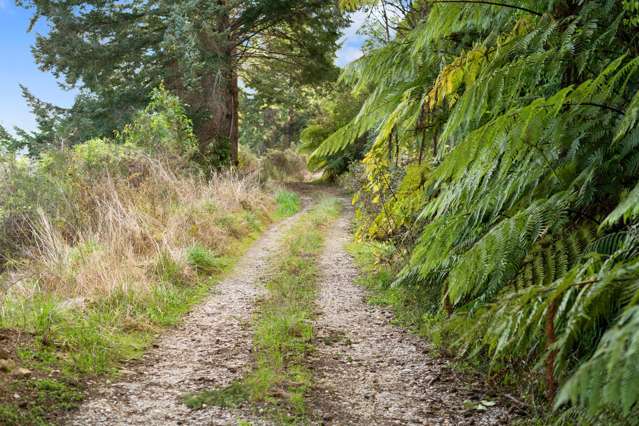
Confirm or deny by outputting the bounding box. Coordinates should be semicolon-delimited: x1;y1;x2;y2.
0;1;77;133
336;11;367;67
0;4;366;133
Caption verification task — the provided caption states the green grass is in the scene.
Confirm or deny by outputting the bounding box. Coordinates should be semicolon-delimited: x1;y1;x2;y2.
185;197;342;423
274;190;301;219
0;378;83;426
186;244;230;275
347;241;435;331
0;404;47;426
2;276;222;380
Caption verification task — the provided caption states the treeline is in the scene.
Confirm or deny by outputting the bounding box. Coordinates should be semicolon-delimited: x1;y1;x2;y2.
307;0;639;422
2;0;347;165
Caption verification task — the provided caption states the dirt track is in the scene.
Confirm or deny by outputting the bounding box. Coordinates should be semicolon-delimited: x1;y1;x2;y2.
67;192;512;425
66;205;307;426
308;201;511;425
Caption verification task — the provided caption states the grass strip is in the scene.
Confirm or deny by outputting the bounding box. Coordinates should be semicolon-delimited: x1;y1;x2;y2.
185;197;342;424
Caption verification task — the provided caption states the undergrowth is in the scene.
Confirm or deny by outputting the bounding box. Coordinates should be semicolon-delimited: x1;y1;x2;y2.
347;241;639;425
185;197;341;424
308;1;639;421
0;88;290;426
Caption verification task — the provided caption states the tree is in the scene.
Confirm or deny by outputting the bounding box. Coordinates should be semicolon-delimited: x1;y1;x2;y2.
239;63;337;154
0;125;14;153
301;82;367;178
19;0;346;165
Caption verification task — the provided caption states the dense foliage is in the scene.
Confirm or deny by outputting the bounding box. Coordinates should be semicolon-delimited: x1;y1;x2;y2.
9;0;346;165
308;0;639;420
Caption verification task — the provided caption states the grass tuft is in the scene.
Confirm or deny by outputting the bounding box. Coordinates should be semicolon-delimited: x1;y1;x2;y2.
186;244;229;275
185;380;250;409
274;191;301;219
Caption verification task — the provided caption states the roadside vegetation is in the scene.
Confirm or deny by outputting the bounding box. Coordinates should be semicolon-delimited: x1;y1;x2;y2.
0;88;303;426
185;197;341;423
274;191;302;220
2;0;639;424
305;0;639;423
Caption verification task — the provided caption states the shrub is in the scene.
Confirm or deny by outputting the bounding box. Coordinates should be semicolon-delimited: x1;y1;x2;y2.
237;144;260;175
120;85;197;162
260;149;307;182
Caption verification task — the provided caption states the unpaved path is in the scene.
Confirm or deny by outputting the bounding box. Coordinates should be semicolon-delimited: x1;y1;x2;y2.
67;192;514;426
66;205;309;426
308;200;512;425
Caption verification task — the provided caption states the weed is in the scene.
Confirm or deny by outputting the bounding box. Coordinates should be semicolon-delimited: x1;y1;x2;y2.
28;378;84;411
154;251;188;286
185;380;250;409
186;244;228;275
274;191;301;219
0;404;46;426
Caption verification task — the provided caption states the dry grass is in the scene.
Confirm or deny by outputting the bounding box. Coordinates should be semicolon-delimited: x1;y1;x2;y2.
3;154;273;302
0;89;305;426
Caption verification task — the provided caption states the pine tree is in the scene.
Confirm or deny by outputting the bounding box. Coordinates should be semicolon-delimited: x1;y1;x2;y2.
19;0;346;165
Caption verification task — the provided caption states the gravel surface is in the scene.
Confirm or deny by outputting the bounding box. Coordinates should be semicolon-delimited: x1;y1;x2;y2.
65;208;307;426
66;193;515;425
308;200;513;425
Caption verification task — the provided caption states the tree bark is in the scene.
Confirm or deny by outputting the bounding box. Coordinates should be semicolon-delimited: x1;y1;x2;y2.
188;68;235;167
176;1;239;168
229;64;239;167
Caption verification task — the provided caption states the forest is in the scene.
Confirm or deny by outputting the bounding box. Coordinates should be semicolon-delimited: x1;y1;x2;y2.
1;0;639;425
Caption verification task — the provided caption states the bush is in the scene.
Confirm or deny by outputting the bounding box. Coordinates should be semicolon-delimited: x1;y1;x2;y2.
120;85;197;162
237;144;260;175
260;149;307;182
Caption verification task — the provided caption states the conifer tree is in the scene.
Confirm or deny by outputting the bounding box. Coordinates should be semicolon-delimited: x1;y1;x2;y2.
19;0;346;165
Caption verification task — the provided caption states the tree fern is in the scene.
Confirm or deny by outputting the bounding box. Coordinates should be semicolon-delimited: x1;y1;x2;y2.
308;0;639;417
558;303;639;415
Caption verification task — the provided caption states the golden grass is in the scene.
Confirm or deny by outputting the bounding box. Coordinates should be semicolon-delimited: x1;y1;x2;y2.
4;155;273;301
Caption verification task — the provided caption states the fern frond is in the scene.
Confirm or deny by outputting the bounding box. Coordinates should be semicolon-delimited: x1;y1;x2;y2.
558;303;639;415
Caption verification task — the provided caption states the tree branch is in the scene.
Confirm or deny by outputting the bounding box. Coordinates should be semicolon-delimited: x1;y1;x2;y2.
428;0;542;16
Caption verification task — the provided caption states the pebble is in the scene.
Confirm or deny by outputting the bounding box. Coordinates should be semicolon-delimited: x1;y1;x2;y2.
11;367;31;378
0;358;15;373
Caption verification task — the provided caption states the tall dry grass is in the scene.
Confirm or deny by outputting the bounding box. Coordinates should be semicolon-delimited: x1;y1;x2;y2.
1;151;273;302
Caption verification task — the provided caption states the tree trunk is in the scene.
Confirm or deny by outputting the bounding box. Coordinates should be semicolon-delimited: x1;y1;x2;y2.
189;70;235;167
185;1;238;168
230;68;239;167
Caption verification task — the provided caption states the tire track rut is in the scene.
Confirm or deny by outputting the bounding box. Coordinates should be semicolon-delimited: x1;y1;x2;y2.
66;203;309;426
308;199;512;425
